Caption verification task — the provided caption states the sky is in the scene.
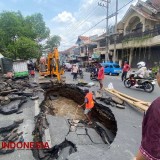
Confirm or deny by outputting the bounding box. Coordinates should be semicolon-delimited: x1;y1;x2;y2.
0;0;143;51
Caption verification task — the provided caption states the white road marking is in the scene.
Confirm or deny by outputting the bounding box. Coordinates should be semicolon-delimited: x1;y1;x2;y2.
34;100;40;116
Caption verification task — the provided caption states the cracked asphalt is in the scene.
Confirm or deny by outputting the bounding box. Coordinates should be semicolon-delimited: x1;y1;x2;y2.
1;71;158;160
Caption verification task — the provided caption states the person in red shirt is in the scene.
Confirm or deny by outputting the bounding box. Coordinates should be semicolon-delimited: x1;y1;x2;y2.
98;64;104;90
121;61;130;81
78;89;94;125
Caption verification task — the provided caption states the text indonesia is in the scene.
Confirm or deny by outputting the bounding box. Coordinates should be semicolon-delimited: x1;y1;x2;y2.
2;142;50;149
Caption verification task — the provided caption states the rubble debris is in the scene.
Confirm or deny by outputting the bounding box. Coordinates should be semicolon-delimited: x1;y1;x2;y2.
95;91;102;99
0;96;10;105
0;89;18;96
116;104;126;109
0;121;19;133
0;99;27;115
0;148;15;155
14;119;24;124
32;84;117;160
7;94;26;101
49;95;59;100
16;110;23;114
111;97;124;105
31;95;39;100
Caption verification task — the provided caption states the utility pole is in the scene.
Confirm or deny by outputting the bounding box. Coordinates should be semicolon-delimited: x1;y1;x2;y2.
113;0;118;63
98;0;111;62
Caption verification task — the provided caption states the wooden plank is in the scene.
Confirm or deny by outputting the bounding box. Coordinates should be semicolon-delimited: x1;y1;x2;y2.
105;88;148;111
108;89;150;106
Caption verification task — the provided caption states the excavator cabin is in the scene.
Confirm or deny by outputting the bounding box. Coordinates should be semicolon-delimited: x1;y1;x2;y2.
39;48;64;82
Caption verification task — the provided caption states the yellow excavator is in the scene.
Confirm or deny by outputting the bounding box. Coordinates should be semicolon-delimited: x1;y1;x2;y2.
39;48;64;82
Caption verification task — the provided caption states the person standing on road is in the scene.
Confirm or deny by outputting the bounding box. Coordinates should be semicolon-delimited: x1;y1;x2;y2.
134;69;160;160
121;61;130;81
72;64;78;80
78;89;94;125
98;64;104;90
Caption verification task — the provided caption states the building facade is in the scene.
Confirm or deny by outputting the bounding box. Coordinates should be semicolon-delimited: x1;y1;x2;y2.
76;36;97;65
94;0;160;68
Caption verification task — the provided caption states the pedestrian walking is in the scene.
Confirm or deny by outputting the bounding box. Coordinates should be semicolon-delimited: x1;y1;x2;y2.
121;61;130;81
78;88;94;125
97;64;104;90
72;64;78;80
134;69;160;160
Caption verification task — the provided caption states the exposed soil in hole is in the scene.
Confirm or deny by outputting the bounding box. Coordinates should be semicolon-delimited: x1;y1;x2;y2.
45;97;86;120
33;84;117;160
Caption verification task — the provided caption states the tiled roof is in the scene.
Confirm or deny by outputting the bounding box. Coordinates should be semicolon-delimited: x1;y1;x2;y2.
92;33;106;41
149;0;160;11
78;36;90;42
60;46;77;54
131;5;159;21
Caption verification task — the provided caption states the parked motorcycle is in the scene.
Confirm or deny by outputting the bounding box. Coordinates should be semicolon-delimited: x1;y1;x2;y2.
124;73;155;93
90;72;98;81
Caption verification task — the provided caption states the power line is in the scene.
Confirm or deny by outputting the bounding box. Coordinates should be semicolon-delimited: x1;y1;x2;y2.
61;5;98;35
66;6;99;37
80;0;133;36
60;0;134;48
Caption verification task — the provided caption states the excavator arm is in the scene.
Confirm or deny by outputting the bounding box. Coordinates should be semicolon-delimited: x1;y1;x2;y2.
39;48;64;82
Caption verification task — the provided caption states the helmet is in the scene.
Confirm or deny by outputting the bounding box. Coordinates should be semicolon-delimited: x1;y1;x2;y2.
137;61;145;68
83;88;89;94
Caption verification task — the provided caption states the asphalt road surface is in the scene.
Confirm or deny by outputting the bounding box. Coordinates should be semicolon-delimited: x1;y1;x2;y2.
65;71;159;103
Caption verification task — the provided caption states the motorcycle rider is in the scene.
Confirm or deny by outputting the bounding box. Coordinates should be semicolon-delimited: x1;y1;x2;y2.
134;61;147;86
135;62;147;78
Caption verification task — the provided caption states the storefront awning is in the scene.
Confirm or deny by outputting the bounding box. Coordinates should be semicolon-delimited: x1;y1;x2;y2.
92;53;100;59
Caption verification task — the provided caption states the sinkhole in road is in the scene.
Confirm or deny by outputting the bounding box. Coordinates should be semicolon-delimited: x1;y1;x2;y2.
44;97;86;120
33;84;117;160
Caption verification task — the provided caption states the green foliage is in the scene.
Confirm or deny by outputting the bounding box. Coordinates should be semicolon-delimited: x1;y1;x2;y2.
45;35;61;51
0;11;50;59
6;37;39;60
152;66;160;74
25;13;50;41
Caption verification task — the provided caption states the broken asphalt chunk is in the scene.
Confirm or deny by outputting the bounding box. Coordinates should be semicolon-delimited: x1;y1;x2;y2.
0;121;19;133
111;97;124;105
116;104;126;109
0;99;27;115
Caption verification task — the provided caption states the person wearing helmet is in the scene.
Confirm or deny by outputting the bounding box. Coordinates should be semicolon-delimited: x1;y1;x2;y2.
135;61;147;79
78;88;94;125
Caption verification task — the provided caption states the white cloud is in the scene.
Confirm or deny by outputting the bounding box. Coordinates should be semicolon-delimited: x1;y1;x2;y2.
54;0;141;51
52;11;76;23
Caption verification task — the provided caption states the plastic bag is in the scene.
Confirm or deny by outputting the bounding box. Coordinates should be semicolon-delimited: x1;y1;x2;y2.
108;82;114;89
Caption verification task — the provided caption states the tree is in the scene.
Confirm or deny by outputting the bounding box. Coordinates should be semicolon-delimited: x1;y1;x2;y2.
45;35;61;51
0;11;23;46
0;11;50;59
25;13;50;42
6;37;39;60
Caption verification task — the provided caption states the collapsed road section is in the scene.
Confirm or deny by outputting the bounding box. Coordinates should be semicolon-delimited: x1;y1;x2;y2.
33;84;117;160
0;76;143;160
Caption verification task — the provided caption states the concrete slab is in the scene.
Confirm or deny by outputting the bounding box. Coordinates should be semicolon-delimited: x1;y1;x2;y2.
46;115;69;146
77;135;92;145
76;128;86;135
68;145;108;160
87;128;104;144
66;132;80;145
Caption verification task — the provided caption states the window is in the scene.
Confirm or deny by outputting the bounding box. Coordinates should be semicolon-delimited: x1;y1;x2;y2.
105;65;109;68
113;64;120;68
